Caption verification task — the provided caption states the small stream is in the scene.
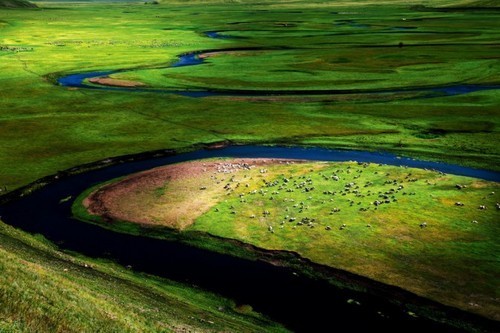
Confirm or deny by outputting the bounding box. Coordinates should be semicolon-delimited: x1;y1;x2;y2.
56;31;500;99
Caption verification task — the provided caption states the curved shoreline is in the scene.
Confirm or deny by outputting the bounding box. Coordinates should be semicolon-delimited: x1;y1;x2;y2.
2;143;499;206
55;32;500;99
0;144;499;332
78;154;500;321
83;157;303;229
88;76;146;88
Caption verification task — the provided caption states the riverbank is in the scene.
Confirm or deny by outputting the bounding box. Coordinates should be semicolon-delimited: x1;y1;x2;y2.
73;153;500;322
2;144;498;332
1;1;499;331
88;77;146;88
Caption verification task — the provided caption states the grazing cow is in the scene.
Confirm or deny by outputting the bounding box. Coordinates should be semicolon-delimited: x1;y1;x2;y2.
420;222;427;228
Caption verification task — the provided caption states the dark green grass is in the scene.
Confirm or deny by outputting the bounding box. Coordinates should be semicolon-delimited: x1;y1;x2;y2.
0;0;36;8
0;220;288;332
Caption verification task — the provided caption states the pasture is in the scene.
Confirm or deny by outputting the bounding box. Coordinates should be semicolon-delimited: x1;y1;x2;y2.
78;158;500;320
0;0;499;194
1;0;499;331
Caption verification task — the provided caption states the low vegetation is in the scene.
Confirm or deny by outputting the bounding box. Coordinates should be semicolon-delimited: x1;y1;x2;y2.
1;0;499;330
0;219;288;332
77;158;500;320
0;0;36;8
0;0;499;194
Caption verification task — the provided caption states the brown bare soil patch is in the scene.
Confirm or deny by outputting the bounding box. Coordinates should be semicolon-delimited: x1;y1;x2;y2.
88;77;146;88
84;158;303;229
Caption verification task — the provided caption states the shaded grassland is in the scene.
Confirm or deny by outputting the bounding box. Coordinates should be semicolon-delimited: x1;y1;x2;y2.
76;158;500;320
0;0;36;8
0;219;288;332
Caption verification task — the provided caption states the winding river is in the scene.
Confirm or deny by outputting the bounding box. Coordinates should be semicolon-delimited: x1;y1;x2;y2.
57;31;500;99
1;145;499;332
11;30;500;332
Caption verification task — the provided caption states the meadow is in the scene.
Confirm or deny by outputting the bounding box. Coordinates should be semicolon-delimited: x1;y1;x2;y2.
0;0;499;194
1;0;499;331
76;157;500;321
0;216;287;332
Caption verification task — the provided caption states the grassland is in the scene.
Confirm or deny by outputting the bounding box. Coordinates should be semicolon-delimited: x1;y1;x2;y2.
1;0;499;331
0;0;36;8
76;158;500;321
0;218;288;332
0;0;499;194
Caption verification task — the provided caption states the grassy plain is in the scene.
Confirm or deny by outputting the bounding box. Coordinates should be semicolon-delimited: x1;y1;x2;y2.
1;0;499;331
77;158;500;320
0;0;499;194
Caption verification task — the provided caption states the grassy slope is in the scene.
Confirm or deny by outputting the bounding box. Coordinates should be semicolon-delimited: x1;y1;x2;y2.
0;0;36;8
0;221;288;332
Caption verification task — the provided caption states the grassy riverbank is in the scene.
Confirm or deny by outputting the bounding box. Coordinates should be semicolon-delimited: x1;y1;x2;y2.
1;0;499;331
74;158;500;322
0;0;499;194
0;220;288;332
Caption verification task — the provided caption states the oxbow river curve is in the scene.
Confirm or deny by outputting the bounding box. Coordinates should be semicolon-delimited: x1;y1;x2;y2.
0;145;499;332
57;31;500;99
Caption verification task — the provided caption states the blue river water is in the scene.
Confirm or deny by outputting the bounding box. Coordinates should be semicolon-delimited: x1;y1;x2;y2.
56;32;500;99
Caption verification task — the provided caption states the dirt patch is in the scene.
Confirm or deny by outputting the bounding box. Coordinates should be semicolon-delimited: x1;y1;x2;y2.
84;158;303;229
88;77;146;88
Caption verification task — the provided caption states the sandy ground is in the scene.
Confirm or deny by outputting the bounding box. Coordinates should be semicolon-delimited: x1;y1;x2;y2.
88;77;146;87
84;158;301;229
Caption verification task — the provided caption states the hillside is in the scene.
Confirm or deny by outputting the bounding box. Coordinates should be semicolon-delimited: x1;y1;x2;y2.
0;221;287;332
448;0;500;7
0;0;37;8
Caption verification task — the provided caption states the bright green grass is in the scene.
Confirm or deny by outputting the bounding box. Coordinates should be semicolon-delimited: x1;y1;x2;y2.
74;158;500;320
111;11;500;91
0;0;499;194
0;220;288;332
1;0;499;330
188;161;500;320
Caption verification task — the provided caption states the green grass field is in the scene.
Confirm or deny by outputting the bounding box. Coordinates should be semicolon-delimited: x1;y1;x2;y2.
1;0;499;330
0;220;288;332
0;0;499;193
75;158;500;321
